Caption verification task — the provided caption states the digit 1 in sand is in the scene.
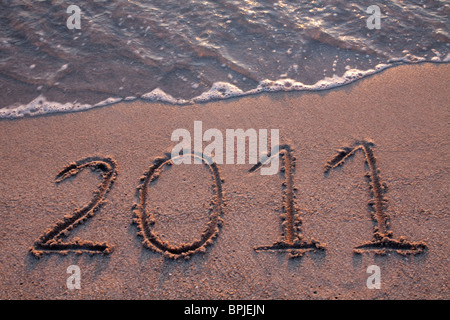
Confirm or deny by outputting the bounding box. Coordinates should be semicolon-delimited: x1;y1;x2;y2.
324;140;427;255
250;144;326;258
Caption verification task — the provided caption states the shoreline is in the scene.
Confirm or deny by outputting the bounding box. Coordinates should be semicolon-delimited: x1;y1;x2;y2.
2;61;449;120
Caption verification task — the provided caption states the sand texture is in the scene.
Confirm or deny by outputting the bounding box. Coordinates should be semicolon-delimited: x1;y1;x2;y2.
0;63;448;299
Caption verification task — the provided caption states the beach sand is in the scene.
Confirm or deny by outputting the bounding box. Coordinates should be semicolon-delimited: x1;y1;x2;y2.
0;63;448;299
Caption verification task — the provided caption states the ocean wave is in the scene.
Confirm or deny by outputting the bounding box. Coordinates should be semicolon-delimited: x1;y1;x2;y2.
1;0;448;113
0;61;414;119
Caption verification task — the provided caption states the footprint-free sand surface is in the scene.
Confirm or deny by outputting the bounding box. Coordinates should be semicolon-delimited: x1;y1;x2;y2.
0;63;448;299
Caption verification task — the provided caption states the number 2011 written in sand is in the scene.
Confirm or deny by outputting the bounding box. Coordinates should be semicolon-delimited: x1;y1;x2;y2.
30;140;427;259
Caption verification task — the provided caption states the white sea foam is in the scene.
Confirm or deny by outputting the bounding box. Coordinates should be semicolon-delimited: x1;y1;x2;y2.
0;61;444;120
250;64;390;94
0;95;92;119
191;82;245;103
94;97;123;107
140;88;187;104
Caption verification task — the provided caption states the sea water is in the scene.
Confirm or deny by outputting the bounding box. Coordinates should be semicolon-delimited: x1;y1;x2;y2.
0;0;448;118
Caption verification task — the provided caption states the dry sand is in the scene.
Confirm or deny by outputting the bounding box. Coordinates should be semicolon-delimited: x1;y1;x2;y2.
0;63;448;299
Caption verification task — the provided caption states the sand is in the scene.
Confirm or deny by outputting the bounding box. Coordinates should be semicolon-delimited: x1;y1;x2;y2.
0;63;448;300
